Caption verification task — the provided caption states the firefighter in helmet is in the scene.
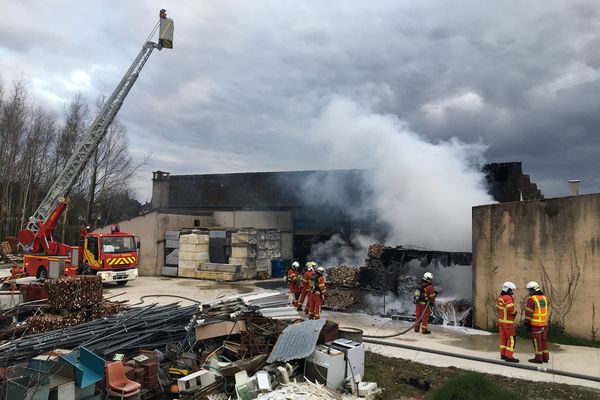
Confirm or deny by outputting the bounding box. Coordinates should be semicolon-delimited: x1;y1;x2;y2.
496;281;519;362
524;281;549;363
308;266;327;320
286;261;301;307
297;262;316;314
414;272;436;334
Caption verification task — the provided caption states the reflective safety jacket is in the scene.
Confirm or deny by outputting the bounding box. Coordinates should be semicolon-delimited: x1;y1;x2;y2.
301;270;314;292
496;293;517;325
524;294;548;327
287;269;300;292
310;274;327;296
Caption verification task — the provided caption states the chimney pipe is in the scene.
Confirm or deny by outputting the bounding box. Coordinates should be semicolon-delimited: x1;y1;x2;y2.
569;180;580;196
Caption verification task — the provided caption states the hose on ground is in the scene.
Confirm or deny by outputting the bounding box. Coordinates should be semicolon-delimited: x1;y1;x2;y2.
363;302;431;339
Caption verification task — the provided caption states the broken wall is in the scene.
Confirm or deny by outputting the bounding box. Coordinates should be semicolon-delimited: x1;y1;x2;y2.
473;194;600;339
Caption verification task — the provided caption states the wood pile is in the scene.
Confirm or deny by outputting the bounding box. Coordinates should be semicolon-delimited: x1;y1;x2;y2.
325;266;359;286
45;276;103;309
26;301;125;334
367;244;387;259
324;287;356;310
0;241;22;263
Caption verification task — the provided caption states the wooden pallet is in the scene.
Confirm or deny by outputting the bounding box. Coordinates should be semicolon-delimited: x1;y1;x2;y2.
194;270;242;281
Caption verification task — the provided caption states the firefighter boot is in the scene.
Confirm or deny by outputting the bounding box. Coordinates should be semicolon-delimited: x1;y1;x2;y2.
504;357;519;363
528;358;543;364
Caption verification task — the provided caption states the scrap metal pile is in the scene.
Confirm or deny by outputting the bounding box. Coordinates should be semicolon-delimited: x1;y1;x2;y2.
0;289;381;400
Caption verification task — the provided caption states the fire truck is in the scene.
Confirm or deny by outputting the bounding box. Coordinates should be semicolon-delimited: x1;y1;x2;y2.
14;10;174;285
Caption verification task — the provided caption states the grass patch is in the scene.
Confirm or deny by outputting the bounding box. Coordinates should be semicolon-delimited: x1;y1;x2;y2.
426;372;517;400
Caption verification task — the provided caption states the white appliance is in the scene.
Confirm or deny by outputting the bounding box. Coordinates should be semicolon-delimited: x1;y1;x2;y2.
331;338;365;379
304;345;346;389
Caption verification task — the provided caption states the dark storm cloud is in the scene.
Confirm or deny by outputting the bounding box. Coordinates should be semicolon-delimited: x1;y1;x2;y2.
2;0;600;200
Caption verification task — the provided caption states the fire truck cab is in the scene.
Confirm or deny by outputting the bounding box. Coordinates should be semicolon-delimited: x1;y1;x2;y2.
21;224;139;286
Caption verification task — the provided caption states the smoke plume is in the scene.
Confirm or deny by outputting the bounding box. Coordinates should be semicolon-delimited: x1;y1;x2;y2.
307;97;494;253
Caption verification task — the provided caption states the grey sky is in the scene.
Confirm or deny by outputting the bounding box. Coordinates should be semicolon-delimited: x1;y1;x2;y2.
2;1;599;202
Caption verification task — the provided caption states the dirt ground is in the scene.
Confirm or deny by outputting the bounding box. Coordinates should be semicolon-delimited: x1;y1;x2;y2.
364;351;600;400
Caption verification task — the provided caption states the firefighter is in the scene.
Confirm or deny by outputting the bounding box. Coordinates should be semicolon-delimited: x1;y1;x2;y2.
308;266;327;320
413;272;436;334
160;8;167;18
496;281;519;362
524;281;549;364
286;261;301;307
297;262;315;313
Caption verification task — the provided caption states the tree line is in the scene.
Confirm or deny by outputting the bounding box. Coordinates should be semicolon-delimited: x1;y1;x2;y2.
0;78;146;246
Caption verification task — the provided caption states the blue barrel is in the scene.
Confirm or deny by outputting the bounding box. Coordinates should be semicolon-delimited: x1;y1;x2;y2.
271;258;285;278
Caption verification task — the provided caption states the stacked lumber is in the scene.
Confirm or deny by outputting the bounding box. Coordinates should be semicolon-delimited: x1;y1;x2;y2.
45;276;103;309
325;266;359;286
324;287;356;310
0;241;22;263
27;312;87;333
26;301;125;334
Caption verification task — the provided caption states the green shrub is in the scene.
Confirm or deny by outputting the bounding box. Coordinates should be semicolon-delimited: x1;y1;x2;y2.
427;372;518;400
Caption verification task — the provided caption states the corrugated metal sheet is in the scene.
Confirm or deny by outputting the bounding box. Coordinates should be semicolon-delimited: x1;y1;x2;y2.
266;319;326;363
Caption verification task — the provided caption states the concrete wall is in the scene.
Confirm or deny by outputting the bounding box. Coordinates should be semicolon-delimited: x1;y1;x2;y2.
473;194;600;339
213;211;293;231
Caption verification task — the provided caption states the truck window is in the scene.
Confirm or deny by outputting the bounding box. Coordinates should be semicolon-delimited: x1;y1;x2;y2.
87;237;99;260
102;236;136;253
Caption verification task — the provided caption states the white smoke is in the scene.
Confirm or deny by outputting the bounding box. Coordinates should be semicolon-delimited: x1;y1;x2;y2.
308;97;494;252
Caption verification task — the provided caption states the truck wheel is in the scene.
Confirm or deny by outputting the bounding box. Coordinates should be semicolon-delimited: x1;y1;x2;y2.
116;281;128;286
37;268;48;280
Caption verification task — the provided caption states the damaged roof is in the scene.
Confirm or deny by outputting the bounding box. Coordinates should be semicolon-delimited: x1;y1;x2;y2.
266;319;326;363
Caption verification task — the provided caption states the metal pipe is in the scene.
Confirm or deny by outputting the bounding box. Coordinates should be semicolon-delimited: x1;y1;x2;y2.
363;338;600;384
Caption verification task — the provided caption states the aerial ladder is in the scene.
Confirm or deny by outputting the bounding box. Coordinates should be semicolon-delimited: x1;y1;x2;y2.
15;10;174;283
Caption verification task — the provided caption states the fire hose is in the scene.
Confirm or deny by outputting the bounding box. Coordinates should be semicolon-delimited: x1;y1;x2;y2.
363;301;431;339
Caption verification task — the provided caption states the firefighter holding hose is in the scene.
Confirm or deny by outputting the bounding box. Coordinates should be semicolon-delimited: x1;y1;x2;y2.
414;272;436;334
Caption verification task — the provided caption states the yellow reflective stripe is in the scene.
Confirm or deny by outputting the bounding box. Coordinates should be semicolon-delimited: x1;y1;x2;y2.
505;303;514;307
507;337;514;351
531;295;548;323
525;307;534;312
498;319;515;324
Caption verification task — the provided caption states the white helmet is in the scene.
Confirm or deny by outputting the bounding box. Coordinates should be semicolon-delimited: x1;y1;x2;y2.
526;281;540;291
292;261;300;269
316;266;325;274
501;281;516;293
423;272;433;281
306;262;315;270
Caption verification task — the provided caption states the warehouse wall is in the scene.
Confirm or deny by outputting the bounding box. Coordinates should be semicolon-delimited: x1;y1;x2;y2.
472;194;600;339
97;212;213;276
